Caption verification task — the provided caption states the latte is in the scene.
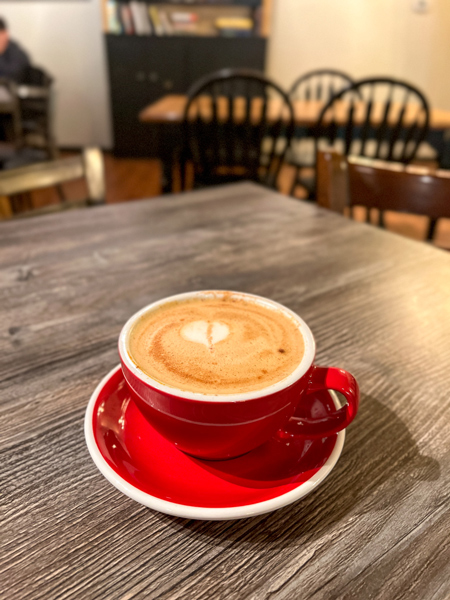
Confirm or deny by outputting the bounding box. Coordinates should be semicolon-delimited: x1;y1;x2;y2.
127;293;305;395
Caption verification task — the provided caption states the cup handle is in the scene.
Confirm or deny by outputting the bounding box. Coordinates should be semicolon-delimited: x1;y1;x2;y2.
277;366;360;440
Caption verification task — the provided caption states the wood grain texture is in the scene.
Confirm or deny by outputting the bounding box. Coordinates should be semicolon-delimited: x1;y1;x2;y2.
1;182;450;600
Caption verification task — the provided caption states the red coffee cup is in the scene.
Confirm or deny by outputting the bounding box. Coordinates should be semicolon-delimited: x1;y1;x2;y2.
119;291;359;460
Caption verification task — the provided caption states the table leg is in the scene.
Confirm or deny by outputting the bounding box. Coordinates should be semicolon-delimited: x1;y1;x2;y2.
158;123;182;194
161;157;173;194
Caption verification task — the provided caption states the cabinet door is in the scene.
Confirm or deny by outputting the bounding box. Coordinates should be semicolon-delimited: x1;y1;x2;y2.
186;37;266;89
106;36;187;157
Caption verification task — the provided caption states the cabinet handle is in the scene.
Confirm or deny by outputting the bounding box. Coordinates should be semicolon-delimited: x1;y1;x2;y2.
136;71;146;82
149;72;159;83
163;80;173;90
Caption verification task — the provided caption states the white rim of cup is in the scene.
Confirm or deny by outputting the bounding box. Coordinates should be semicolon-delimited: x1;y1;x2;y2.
118;290;316;402
84;365;345;520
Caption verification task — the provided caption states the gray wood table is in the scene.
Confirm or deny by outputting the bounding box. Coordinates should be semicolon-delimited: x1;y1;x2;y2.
1;182;449;600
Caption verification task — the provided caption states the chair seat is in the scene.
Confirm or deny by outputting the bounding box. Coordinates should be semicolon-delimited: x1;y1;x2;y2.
2;148;49;170
0;148;105;219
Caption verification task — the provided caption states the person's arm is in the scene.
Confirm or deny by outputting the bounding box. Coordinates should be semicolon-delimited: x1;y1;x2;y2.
0;41;30;81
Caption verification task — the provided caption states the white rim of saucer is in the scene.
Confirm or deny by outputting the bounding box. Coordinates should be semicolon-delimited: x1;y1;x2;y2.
118;290;317;403
85;365;345;521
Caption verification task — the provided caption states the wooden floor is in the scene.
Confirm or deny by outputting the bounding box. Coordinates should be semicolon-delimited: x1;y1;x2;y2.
5;152;450;248
27;153;162;208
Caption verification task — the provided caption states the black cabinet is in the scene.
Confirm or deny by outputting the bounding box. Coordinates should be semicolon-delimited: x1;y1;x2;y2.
187;37;266;84
106;35;266;157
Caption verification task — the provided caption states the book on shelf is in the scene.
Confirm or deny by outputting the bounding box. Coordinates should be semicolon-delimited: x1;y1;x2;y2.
148;5;165;36
158;10;174;35
170;11;200;34
106;0;122;34
215;16;253;36
170;12;199;24
129;1;152;35
120;4;135;35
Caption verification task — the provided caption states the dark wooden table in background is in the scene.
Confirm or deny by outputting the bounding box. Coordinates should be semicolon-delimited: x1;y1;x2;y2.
1;182;449;600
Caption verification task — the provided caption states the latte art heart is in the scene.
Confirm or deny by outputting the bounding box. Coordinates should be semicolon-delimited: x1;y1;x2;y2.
181;320;229;348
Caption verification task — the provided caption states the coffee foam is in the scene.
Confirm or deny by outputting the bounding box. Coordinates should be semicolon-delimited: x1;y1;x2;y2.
127;294;305;395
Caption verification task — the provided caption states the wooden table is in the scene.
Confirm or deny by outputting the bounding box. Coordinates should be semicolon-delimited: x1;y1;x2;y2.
140;95;450;130
1;182;449;599
140;95;450;191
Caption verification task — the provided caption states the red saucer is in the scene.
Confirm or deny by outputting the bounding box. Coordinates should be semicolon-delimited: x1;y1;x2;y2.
85;366;345;520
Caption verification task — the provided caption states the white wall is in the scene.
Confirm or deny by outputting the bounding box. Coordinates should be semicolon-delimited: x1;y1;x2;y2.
0;0;112;148
267;0;450;110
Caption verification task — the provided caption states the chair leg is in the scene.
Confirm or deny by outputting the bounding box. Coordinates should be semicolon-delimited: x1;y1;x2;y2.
48;136;59;160
427;218;438;241
179;159;186;193
56;185;66;203
289;168;300;197
12;105;23;150
378;210;385;228
0;195;12;218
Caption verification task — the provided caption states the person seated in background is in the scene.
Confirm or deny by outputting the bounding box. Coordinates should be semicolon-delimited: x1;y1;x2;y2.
0;18;30;83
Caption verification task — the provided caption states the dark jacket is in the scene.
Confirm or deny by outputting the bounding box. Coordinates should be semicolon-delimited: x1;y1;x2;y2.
0;40;30;82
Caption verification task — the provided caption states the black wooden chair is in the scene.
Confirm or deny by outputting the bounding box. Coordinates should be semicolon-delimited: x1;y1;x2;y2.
315;77;430;161
179;68;294;191
288;69;354;198
289;68;354;103
292;77;430;203
18;65;57;159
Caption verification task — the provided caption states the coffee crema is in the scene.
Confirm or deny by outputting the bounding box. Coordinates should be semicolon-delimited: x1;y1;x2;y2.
127;294;305;395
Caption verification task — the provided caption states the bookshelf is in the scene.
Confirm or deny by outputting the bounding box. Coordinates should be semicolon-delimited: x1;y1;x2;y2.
102;1;271;37
101;0;271;156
